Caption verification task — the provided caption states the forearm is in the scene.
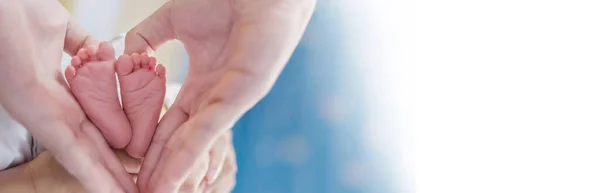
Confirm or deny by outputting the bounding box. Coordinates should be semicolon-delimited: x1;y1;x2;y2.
0;164;36;193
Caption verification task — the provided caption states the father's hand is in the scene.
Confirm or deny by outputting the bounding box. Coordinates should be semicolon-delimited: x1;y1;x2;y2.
0;1;136;193
124;0;316;192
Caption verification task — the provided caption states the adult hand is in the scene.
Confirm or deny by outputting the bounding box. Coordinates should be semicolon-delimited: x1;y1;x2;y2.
203;138;238;193
0;147;233;193
0;1;136;193
167;132;238;193
194;137;238;193
23;150;142;193
26;151;86;193
124;0;316;192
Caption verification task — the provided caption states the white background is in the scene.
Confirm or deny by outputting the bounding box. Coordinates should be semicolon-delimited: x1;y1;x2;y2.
348;0;414;192
417;0;600;193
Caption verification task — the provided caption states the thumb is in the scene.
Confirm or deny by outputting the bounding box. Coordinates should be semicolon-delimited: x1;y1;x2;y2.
124;2;175;55
64;20;98;56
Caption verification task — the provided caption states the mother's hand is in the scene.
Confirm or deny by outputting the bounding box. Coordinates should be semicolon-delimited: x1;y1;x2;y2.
124;0;316;192
197;138;238;193
22;150;141;193
0;1;136;193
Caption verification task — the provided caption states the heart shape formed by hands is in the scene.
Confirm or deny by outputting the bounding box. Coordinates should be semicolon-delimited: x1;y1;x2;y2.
122;0;316;192
0;0;315;192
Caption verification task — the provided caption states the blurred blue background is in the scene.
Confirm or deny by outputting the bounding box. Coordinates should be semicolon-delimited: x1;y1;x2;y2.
229;2;393;193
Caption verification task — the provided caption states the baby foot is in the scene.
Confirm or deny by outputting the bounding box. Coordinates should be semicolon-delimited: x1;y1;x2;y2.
116;53;166;158
65;42;132;148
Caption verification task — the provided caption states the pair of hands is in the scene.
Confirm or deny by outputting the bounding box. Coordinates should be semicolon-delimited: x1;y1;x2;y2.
0;0;315;192
20;148;237;193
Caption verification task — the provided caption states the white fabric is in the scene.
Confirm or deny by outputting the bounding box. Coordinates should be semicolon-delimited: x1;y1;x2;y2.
0;106;34;170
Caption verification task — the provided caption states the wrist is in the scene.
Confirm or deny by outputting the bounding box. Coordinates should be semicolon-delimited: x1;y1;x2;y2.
0;164;37;193
27;152;86;193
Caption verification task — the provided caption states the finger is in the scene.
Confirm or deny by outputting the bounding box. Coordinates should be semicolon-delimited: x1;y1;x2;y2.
179;153;210;193
150;101;240;192
124;1;175;55
207;175;236;193
206;174;236;193
196;179;208;193
50;122;130;193
64;20;98;56
149;111;230;193
81;121;138;193
146;141;177;192
137;106;189;192
205;151;237;193
205;134;230;184
114;149;142;174
146;120;197;192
